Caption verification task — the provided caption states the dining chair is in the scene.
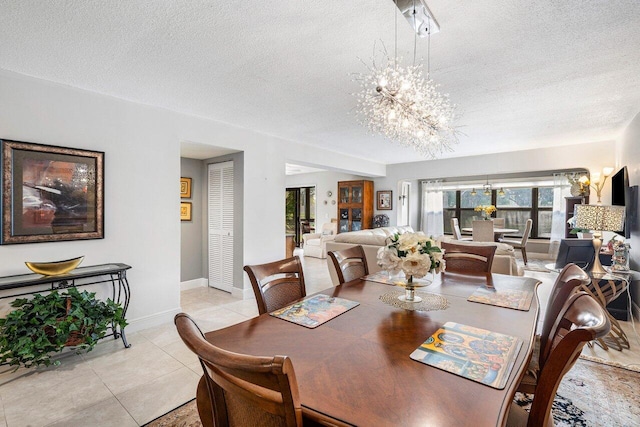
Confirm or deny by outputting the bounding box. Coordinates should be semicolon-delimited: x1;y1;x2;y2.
451;218;472;241
506;292;610;427
517;263;590;394
328;245;369;285
174;313;303;427
472;220;494;242
501;218;533;264
492;217;506;228
441;241;497;274
243;256;306;315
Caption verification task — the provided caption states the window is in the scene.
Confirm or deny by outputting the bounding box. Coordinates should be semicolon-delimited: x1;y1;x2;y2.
444;186;553;239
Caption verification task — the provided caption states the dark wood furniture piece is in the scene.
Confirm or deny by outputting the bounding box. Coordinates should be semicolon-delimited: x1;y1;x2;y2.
517;263;589;394
243;256;306;315
175;313;303;427
0;263;132;348
565;196;588;238
337;180;373;233
328;245;369;285
203;273;540;426
507;292;610;427
441;241;497;274
285;234;295;258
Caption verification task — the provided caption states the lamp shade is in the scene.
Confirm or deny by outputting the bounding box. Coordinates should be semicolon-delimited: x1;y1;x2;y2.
574;204;625;232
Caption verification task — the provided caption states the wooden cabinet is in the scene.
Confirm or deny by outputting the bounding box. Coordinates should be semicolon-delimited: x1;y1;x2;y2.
565;196;588;238
337;180;374;233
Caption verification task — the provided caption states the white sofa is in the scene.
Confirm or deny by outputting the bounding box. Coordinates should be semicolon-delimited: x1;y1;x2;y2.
302;222;337;259
325;225;414;284
325;227;523;284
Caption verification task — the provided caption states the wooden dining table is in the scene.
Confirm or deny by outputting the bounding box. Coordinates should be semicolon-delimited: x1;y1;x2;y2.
203;272;540;426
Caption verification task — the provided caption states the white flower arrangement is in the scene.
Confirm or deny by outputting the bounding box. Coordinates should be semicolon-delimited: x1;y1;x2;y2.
376;232;445;278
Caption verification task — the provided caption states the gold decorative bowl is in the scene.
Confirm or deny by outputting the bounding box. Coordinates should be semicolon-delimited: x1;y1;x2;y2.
25;256;85;276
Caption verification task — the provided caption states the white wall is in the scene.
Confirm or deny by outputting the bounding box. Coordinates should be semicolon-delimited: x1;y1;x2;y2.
373;141;616;229
0;70;386;326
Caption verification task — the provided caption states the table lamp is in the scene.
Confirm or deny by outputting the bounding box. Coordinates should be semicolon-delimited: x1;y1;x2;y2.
574;204;626;275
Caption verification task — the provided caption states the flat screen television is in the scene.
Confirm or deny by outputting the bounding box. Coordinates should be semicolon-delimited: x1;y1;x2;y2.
554;239;595;270
611;166;631;238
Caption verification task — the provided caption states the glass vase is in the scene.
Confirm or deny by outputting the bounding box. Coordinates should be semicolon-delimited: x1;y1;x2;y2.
398;272;434;303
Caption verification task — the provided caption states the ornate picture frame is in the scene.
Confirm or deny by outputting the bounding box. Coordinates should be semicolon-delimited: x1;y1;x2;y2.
377;190;392;210
1;139;104;245
180;177;192;198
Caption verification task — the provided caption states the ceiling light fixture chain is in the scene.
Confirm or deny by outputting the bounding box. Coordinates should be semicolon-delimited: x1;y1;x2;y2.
352;0;459;158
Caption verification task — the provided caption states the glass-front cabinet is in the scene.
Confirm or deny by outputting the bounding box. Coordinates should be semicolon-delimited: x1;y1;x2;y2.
337;180;374;233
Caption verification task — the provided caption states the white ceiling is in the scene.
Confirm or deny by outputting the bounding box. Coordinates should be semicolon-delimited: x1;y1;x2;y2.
1;1;639;165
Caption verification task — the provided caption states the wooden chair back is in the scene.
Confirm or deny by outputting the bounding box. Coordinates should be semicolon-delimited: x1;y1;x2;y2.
441;241;497;274
509;292;610;426
472;220;494;242
175;313;303;427
539;263;590;363
244;256;306;315
328;245;369;285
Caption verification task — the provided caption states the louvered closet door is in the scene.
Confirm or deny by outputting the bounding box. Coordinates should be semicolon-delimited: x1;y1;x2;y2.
208;161;234;291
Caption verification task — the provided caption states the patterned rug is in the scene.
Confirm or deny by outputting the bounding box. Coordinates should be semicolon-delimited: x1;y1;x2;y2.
145;358;639;426
515;359;640;426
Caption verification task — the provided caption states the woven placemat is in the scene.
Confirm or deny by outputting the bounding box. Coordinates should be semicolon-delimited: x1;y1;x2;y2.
379;289;450;311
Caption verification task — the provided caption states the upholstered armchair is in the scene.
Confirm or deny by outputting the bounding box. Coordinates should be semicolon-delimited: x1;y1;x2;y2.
302;222;337;259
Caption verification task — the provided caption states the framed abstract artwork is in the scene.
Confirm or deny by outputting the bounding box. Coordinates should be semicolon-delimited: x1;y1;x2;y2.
180;202;192;221
377;190;392;210
180;177;192;198
0;139;104;244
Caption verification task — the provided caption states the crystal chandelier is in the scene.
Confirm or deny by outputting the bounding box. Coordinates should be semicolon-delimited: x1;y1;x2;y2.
353;0;457;158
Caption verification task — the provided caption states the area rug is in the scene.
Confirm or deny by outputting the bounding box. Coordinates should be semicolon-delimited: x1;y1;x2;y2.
145;359;639;426
522;258;553;273
144;399;201;427
515;358;640;426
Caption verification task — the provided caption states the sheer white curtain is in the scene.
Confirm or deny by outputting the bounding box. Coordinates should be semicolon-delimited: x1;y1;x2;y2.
420;181;444;238
551;173;571;242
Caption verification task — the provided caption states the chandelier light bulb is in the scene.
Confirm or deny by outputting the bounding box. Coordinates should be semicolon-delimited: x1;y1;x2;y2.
378;77;388;88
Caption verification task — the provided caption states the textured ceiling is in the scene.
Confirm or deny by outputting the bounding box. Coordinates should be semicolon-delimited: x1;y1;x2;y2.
1;0;639;165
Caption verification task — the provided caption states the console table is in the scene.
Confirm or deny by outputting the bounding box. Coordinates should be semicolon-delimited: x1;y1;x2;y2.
0;263;132;348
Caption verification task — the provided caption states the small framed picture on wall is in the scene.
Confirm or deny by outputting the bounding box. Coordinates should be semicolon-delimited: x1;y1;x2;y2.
180;202;192;221
377;190;392;210
180;177;192;198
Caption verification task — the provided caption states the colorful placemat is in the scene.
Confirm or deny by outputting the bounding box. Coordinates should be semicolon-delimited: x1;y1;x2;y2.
467;286;534;311
410;322;522;389
270;294;359;328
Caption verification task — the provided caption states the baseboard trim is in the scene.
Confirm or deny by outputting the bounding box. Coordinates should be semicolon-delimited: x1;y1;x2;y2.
180;278;208;291
126;307;182;333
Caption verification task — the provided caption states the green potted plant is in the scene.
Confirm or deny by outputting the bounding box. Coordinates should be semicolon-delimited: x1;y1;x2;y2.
0;287;127;369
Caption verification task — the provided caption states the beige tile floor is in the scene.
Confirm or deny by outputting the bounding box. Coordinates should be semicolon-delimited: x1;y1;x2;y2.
0;250;638;426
